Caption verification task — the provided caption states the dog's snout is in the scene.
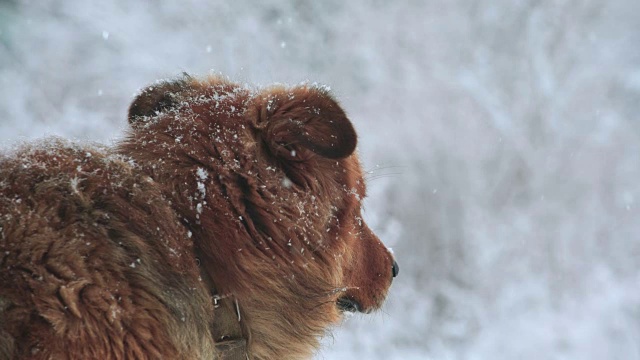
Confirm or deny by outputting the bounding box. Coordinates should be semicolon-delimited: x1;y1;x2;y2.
392;260;399;278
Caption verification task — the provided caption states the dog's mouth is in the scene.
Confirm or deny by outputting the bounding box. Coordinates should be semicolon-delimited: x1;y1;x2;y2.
336;297;362;313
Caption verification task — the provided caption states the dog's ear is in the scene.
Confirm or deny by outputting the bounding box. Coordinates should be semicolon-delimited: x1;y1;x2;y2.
128;77;191;126
251;85;357;160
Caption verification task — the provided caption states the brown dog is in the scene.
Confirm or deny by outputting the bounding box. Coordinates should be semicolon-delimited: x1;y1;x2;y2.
0;75;397;359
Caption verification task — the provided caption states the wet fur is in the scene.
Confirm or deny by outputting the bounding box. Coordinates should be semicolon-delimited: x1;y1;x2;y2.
0;76;394;359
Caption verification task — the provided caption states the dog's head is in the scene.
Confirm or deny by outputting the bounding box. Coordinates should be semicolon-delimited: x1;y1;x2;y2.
125;75;398;358
244;84;399;314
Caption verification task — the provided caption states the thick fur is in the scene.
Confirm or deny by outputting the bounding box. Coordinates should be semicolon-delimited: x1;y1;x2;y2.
0;76;395;359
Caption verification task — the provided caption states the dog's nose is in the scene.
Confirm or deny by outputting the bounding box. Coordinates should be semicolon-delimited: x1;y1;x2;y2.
392;260;399;278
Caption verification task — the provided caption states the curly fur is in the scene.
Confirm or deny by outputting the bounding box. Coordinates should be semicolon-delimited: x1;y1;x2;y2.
0;76;395;359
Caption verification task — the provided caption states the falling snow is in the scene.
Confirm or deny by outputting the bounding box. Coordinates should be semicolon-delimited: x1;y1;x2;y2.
1;2;638;360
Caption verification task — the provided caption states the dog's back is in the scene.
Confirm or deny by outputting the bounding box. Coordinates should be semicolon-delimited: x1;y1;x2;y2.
0;139;214;359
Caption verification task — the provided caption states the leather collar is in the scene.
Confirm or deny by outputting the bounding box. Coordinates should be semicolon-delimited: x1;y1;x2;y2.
196;256;249;359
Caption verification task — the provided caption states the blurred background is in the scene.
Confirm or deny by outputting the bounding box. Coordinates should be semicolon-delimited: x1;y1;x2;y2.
1;1;639;359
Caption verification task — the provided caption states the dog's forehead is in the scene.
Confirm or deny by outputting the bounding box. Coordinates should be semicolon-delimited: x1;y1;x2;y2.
353;169;366;200
337;155;366;201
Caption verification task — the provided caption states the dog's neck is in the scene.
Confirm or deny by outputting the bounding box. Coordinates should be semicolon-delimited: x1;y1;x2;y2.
196;254;249;360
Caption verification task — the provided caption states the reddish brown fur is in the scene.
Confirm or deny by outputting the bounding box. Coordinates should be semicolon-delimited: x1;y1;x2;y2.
0;76;395;359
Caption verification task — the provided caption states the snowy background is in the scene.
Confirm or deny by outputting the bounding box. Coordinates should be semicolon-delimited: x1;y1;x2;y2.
1;1;640;359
